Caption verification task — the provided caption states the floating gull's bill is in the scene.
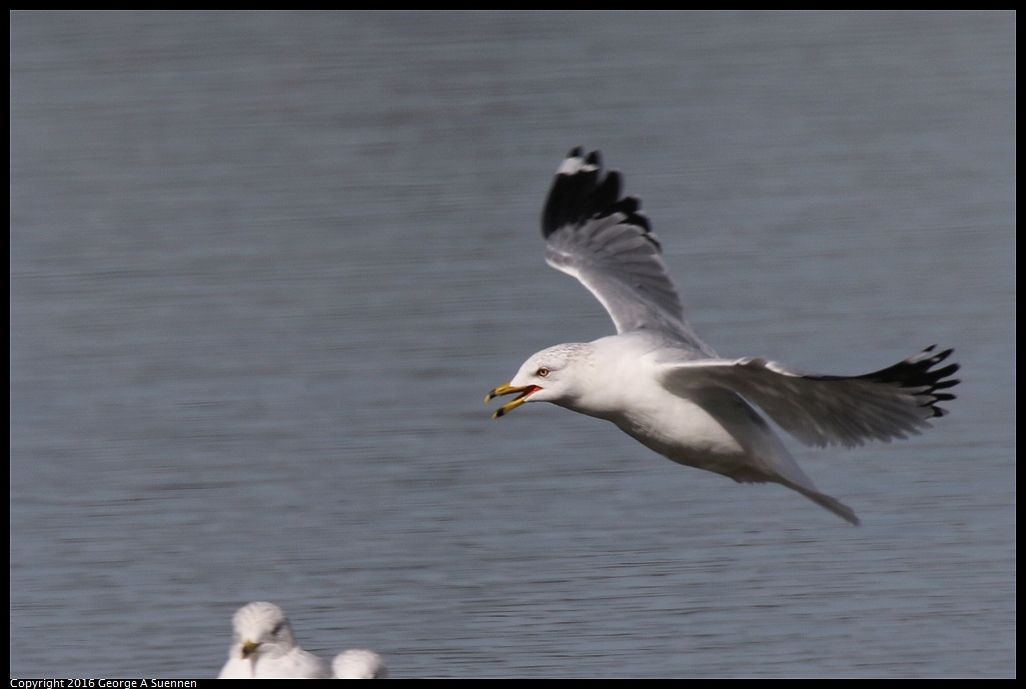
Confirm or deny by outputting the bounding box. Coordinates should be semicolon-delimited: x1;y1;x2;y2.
218;602;331;679
332;649;388;679
486;147;960;526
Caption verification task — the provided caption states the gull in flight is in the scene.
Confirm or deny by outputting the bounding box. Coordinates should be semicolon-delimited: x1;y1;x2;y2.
218;602;331;679
486;148;959;525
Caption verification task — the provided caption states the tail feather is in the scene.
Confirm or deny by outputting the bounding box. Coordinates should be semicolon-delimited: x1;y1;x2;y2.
783;480;860;526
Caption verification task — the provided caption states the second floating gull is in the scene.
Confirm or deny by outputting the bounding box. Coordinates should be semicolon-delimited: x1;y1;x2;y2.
332;649;388;679
487;148;959;526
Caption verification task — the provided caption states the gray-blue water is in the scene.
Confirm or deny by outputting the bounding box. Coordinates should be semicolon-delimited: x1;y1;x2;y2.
10;11;1015;678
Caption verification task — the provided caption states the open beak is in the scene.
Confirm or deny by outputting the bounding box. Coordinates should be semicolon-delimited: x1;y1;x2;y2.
485;383;541;418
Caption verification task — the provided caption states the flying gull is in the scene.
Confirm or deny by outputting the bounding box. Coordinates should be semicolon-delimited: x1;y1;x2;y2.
486;148;959;525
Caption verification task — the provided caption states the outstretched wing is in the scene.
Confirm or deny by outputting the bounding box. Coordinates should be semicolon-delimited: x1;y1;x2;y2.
541;147;714;354
660;346;960;448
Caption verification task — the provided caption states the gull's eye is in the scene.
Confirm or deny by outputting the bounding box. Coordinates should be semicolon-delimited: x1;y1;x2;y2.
536;367;550;378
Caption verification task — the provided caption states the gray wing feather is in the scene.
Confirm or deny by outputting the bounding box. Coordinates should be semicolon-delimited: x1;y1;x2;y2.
542;148;714;354
661;346;960;448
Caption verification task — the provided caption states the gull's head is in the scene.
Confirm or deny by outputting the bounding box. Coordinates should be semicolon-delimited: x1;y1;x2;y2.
486;343;593;418
332;649;388;679
230;601;297;661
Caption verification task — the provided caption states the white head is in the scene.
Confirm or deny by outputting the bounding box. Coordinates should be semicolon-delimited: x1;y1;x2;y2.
486;342;595;417
228;601;298;663
332;649;388;679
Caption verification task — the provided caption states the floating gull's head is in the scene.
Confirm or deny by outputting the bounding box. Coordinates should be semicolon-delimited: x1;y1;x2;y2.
332;649;388;679
231;601;297;662
486;343;594;417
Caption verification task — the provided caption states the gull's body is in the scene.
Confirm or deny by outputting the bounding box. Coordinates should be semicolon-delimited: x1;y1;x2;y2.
332;649;388;679
487;148;959;525
218;602;331;679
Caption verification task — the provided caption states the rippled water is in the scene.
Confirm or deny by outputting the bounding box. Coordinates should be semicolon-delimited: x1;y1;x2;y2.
11;11;1015;677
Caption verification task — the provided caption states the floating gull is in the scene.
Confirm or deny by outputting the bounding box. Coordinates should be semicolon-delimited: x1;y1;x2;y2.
486;148;959;525
332;649;388;679
218;602;331;679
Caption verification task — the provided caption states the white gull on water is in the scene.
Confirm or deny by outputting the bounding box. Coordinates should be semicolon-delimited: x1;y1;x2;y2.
332;649;388;679
487;148;959;525
218;602;386;679
218;602;331;679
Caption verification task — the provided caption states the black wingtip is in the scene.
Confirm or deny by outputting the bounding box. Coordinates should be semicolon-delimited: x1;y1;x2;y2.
861;345;961;417
542;148;657;247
